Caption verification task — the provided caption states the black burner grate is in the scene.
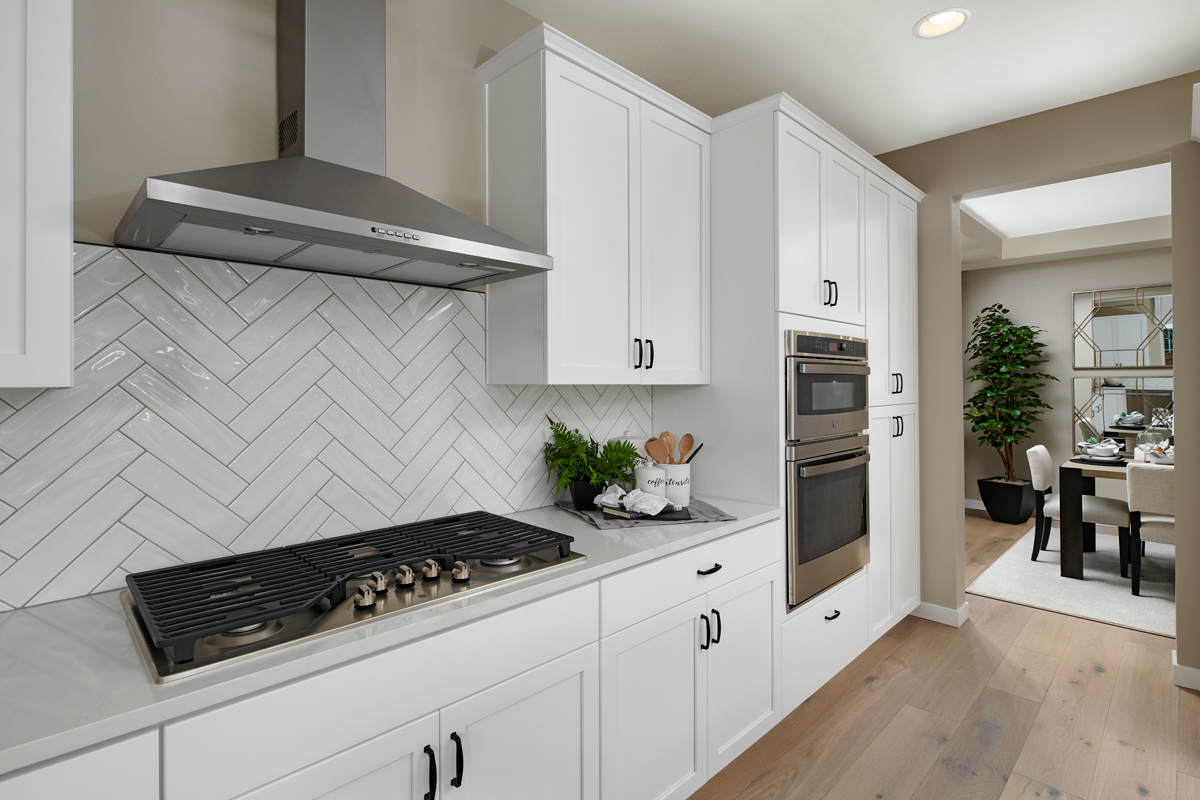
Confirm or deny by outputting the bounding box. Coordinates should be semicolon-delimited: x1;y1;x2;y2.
127;512;573;663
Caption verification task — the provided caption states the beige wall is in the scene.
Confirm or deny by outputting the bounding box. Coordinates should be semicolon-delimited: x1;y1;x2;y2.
73;0;540;244
878;70;1200;669
961;248;1173;501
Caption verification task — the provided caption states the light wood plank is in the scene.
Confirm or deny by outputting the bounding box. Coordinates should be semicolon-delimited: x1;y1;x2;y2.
967;532;1025;585
735;625;964;800
1180;688;1200;780
913;686;1041;800
1088;642;1178;800
1125;627;1178;652
1013;609;1080;659
987;646;1061;704
822;704;958;800
1011;619;1126;798
910;600;1035;721
997;773;1083;800
1180;772;1200;800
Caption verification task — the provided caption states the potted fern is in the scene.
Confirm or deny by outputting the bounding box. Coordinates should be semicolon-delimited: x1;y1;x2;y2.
964;303;1058;524
543;416;641;511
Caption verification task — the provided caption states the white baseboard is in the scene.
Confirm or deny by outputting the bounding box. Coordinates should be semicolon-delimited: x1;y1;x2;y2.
965;499;985;510
912;601;970;628
1174;651;1200;691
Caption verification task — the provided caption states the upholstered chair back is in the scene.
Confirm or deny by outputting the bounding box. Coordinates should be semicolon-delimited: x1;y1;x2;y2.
1026;445;1055;493
1128;463;1174;516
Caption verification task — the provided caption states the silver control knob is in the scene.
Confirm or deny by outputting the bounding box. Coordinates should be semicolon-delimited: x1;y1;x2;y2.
366;571;388;594
353;585;376;608
421;558;441;580
451;561;471;583
395;564;415;588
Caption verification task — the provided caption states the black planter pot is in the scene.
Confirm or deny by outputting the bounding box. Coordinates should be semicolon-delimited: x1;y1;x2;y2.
977;478;1036;525
569;480;603;511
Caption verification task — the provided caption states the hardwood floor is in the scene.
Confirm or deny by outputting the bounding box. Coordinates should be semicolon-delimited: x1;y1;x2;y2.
691;511;1197;800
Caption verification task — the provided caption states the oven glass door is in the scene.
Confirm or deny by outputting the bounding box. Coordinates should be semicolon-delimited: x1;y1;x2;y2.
787;448;870;606
787;361;869;441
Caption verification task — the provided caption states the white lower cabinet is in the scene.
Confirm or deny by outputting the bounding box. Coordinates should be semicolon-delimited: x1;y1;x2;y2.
867;406;921;642
0;729;158;799
782;571;869;715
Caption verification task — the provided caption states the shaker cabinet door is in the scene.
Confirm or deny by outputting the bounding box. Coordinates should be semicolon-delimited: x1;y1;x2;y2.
867;410;895;640
889;195;918;404
890;409;920;615
865;175;892;407
0;729;158;800
776;117;826;319
825;151;866;326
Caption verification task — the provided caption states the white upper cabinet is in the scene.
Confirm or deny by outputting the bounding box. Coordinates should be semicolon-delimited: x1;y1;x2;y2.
479;27;710;385
865;174;919;407
0;0;73;388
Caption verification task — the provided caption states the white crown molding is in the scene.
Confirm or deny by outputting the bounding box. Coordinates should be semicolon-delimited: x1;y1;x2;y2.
713;94;926;203
476;24;712;133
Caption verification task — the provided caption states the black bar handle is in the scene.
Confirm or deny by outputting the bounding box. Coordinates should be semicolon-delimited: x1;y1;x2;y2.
700;614;711;650
424;745;437;800
893;416;900;437
697;563;722;576
450;732;464;788
822;279;831;306
825;610;841;621
892;373;900;394
831;281;839;307
900;416;905;437
711;608;722;644
646;339;654;369
898;372;903;395
634;338;643;369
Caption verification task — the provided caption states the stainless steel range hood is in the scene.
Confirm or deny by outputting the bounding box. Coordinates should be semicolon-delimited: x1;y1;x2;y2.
114;0;550;291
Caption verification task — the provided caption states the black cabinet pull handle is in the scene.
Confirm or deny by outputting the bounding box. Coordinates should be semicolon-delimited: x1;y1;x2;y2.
634;338;643;369
700;613;711;650
646;339;654;369
822;279;831;306
897;373;903;394
831;281;839;307
825;610;841;621
711;608;722;644
424;745;437;800
893;416;900;437
899;416;905;437
697;563;722;576
892;373;900;394
450;732;464;788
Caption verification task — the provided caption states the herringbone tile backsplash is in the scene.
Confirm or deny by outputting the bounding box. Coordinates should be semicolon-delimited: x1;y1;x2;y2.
0;245;652;610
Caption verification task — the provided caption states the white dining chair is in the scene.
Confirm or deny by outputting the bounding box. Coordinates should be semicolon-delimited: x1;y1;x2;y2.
1026;445;1130;563
1126;462;1175;596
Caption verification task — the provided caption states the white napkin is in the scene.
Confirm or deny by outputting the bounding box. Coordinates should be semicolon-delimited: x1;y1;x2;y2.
594;485;673;515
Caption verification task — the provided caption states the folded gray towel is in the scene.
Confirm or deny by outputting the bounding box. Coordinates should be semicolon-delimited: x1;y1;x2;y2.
556;497;736;529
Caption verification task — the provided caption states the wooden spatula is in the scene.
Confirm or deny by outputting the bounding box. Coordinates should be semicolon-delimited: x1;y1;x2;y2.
660;431;676;464
645;438;671;465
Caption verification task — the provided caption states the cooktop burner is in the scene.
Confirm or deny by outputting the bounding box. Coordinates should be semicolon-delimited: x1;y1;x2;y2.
121;512;583;683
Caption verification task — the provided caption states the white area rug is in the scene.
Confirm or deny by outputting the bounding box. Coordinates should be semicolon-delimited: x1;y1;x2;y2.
967;525;1175;637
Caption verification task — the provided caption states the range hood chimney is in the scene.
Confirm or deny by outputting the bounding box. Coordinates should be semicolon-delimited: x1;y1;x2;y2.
114;0;551;291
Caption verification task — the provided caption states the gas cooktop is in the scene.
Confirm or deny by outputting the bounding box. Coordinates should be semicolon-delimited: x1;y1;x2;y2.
121;512;584;683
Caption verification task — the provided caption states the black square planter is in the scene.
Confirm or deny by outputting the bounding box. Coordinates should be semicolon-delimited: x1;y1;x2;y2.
977;478;1035;525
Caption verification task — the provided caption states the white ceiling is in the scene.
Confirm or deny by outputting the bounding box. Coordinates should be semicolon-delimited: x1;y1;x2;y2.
504;0;1200;154
961;163;1172;238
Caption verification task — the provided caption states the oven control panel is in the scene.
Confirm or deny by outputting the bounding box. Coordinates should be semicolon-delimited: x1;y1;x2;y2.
786;331;867;360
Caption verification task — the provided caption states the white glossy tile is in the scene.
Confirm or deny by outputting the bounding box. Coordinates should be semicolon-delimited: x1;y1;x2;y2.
29;524;142;606
357;278;402;314
0;388;44;409
456;289;485;328
228;313;331;402
228;268;306;322
232;462;332;553
391;385;463;466
317;442;403;516
0;345;141;458
390;286;446;332
122;367;247;464
121;322;247;423
120;276;247;381
121;411;247;505
73;298;142;368
317;405;402;483
591;384;625;421
0;479;143;607
123;249;246;340
317;477;391;531
507;446;553;511
176;256;248;301
121;454;247;545
392;451;464;524
316;297;402;380
94;567;132;593
230;423;332;520
0;500;12;526
316;332;402;414
452;430;515;496
75;251;141;320
555;385;600;430
453;399;517;468
122;540;181;574
0;434;142;557
506;385;550;428
122;498;230;563
631;384;652;416
0;402;12;426
0;389;143;509
452;307;485;360
228;261;268;284
230;350;331;441
392;323;462;399
318;370;402;449
391;356;463;432
420;479;464;522
0;551;14;574
268;498;333;549
574;383;600;407
453;462;513;513
505;386;559;449
317;513;356;538
229;387;332;481
228;275;331;361
393;417;465;499
452;338;514;410
73;243;111;272
319;274;402;346
453;371;517;439
390;294;463;366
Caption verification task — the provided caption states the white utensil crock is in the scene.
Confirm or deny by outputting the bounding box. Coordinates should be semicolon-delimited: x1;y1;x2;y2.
635;464;666;496
662;464;691;507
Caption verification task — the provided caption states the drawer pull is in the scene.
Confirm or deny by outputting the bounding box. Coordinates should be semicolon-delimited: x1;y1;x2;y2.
697;563;723;576
824;610;841;621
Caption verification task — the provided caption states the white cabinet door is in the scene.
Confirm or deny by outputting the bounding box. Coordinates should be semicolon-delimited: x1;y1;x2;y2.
0;0;72;388
640;102;710;384
776;117;825;319
440;643;599;800
600;596;707;800
0;729;158;799
867;410;894;641
238;713;438;800
864;175;892;406
545;53;641;385
705;564;781;775
825;150;865;326
891;408;920;616
889;194;918;404
781;572;869;714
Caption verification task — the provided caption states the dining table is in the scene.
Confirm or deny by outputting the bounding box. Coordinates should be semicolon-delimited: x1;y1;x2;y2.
1058;459;1129;579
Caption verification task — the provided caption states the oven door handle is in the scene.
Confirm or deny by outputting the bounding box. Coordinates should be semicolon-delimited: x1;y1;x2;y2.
798;452;869;478
793;362;870;375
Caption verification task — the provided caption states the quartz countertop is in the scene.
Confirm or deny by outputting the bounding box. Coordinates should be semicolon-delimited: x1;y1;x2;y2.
0;495;781;776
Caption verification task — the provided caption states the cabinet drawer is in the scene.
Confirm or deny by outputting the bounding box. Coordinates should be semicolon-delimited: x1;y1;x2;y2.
781;571;868;714
600;519;783;637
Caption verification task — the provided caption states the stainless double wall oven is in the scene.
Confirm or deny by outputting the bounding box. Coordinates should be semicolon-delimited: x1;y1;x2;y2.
785;331;870;608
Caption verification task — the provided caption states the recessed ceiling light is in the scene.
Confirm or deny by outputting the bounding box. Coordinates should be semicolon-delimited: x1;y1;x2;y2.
914;8;970;38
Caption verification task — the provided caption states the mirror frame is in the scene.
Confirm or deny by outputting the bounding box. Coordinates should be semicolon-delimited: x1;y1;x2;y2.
1071;376;1174;440
1072;285;1173;369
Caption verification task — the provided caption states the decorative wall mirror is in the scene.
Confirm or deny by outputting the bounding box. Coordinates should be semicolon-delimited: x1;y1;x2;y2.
1072;376;1173;441
1073;285;1173;368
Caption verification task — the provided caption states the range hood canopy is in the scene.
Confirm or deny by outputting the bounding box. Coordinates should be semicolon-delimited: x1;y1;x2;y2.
114;0;550;291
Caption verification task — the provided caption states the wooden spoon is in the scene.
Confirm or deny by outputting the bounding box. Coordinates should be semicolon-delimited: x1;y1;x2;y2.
660;431;676;464
645;438;671;465
677;433;694;464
